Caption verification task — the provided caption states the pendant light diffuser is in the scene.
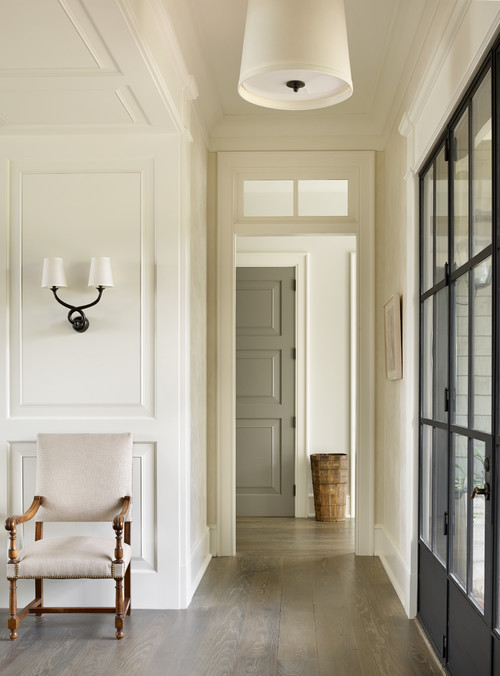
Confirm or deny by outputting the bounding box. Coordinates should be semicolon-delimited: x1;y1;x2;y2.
238;0;353;110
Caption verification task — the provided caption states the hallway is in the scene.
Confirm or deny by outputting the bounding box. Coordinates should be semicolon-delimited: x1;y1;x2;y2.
0;518;442;675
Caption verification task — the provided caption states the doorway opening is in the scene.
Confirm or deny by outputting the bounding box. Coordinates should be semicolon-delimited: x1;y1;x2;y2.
214;150;375;560
235;236;357;522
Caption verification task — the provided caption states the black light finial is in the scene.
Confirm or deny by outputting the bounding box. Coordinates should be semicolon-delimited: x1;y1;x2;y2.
286;80;305;93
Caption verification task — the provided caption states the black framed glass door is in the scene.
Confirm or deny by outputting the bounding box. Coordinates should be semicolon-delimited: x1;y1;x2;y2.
418;45;498;675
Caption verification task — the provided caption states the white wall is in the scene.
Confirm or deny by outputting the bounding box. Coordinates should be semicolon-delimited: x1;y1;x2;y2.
236;235;356;513
0;131;209;610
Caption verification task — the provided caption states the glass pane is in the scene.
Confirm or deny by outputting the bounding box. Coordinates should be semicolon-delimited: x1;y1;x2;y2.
297;180;348;216
422;297;433;419
471;440;486;611
434;287;448;423
472;257;492;433
452;273;469;427
472;71;492;257
451;434;468;588
453;109;469;270
433;427;448;565
422;165;434;292
243;180;294;217
421;425;432;546
435;147;448;283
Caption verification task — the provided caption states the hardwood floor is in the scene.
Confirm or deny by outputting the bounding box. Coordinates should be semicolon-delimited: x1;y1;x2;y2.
0;518;443;675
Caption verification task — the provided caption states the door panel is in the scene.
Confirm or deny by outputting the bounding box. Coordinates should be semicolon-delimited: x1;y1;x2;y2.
418;543;447;658
236;350;281;404
448;582;490;676
418;54;497;675
236;418;281;493
236;267;295;516
493;635;500;674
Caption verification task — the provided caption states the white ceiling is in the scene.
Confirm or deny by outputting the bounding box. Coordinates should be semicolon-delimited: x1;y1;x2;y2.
0;0;447;147
161;0;444;147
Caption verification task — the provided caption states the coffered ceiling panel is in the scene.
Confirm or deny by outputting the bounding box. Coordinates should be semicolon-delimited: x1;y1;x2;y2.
0;0;175;132
0;0;116;72
0;88;146;126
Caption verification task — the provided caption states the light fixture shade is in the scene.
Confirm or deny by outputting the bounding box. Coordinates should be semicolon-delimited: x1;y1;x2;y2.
88;257;113;288
41;258;67;288
238;0;353;110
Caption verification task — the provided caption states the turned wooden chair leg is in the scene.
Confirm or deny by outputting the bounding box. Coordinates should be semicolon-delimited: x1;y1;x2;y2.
115;578;124;639
125;567;131;616
34;578;44;616
124;522;131;616
8;579;19;640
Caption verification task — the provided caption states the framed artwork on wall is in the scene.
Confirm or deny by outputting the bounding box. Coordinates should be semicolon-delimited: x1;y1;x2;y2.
384;294;402;380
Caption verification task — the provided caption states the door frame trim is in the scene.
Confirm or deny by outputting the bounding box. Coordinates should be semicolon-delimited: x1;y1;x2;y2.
215;150;375;557
236;251;308;518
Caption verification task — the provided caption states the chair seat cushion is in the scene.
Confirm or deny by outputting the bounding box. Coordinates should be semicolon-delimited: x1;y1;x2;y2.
6;536;132;580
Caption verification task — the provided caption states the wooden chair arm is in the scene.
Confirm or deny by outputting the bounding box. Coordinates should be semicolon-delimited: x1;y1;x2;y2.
113;497;131;565
112;496;131;530
5;496;42;532
5;496;42;562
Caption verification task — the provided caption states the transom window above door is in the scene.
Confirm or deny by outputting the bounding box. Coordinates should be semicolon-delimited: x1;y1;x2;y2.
239;173;356;222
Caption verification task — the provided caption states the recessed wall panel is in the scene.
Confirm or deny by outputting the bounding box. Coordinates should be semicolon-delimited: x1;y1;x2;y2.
9;162;155;417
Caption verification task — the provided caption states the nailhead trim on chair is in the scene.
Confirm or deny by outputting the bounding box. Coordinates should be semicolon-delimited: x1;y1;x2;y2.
7;562;128;579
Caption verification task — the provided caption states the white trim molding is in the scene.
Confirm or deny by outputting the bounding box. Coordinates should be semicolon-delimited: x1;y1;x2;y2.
375;524;416;618
216;150;375;557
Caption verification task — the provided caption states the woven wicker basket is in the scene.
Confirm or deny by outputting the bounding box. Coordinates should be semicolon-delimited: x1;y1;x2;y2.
310;453;348;522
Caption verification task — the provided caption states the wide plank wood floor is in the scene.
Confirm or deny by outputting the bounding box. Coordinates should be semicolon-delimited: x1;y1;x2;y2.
0;518;443;675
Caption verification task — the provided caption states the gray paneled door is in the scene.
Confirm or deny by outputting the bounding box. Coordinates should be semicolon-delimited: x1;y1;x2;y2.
236;267;296;516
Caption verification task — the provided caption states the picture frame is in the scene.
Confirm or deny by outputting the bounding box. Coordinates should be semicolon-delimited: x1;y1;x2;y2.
384;294;402;380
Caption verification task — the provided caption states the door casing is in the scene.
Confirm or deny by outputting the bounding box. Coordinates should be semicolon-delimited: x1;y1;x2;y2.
215;150;376;561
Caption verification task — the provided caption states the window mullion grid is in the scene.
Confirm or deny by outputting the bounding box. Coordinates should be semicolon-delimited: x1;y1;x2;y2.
466;101;475;600
433;158;437;286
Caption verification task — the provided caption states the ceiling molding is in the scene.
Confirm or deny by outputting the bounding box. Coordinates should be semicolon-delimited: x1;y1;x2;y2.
405;0;500;169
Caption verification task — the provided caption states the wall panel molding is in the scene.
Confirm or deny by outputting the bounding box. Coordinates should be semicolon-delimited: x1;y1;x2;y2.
0;133;187;610
8;159;156;418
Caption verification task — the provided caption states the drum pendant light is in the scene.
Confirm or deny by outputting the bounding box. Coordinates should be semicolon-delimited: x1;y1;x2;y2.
238;0;353;110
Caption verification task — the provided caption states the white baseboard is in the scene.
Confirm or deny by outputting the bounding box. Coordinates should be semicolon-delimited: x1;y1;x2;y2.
183;526;211;607
208;523;218;555
374;524;415;618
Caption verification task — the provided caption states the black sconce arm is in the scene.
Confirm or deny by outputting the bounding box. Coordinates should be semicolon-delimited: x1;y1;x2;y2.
50;286;106;333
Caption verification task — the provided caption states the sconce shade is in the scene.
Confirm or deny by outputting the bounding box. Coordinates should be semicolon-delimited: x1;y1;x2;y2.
238;0;353;110
88;257;113;288
41;258;67;288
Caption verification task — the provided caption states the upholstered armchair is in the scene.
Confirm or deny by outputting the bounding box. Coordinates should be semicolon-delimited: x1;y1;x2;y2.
5;433;132;640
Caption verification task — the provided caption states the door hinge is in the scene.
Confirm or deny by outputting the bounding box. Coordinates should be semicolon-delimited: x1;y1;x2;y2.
293;484;296;497
292;416;296;428
292;347;296;360
442;635;448;660
444;261;449;285
444;387;449;413
443;511;448;536
444;136;450;162
293;279;297;291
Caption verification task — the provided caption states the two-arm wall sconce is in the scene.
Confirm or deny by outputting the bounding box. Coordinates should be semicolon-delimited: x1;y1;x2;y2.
41;257;113;333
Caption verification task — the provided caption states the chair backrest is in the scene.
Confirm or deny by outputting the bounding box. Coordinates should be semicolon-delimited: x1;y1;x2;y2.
35;433;133;522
